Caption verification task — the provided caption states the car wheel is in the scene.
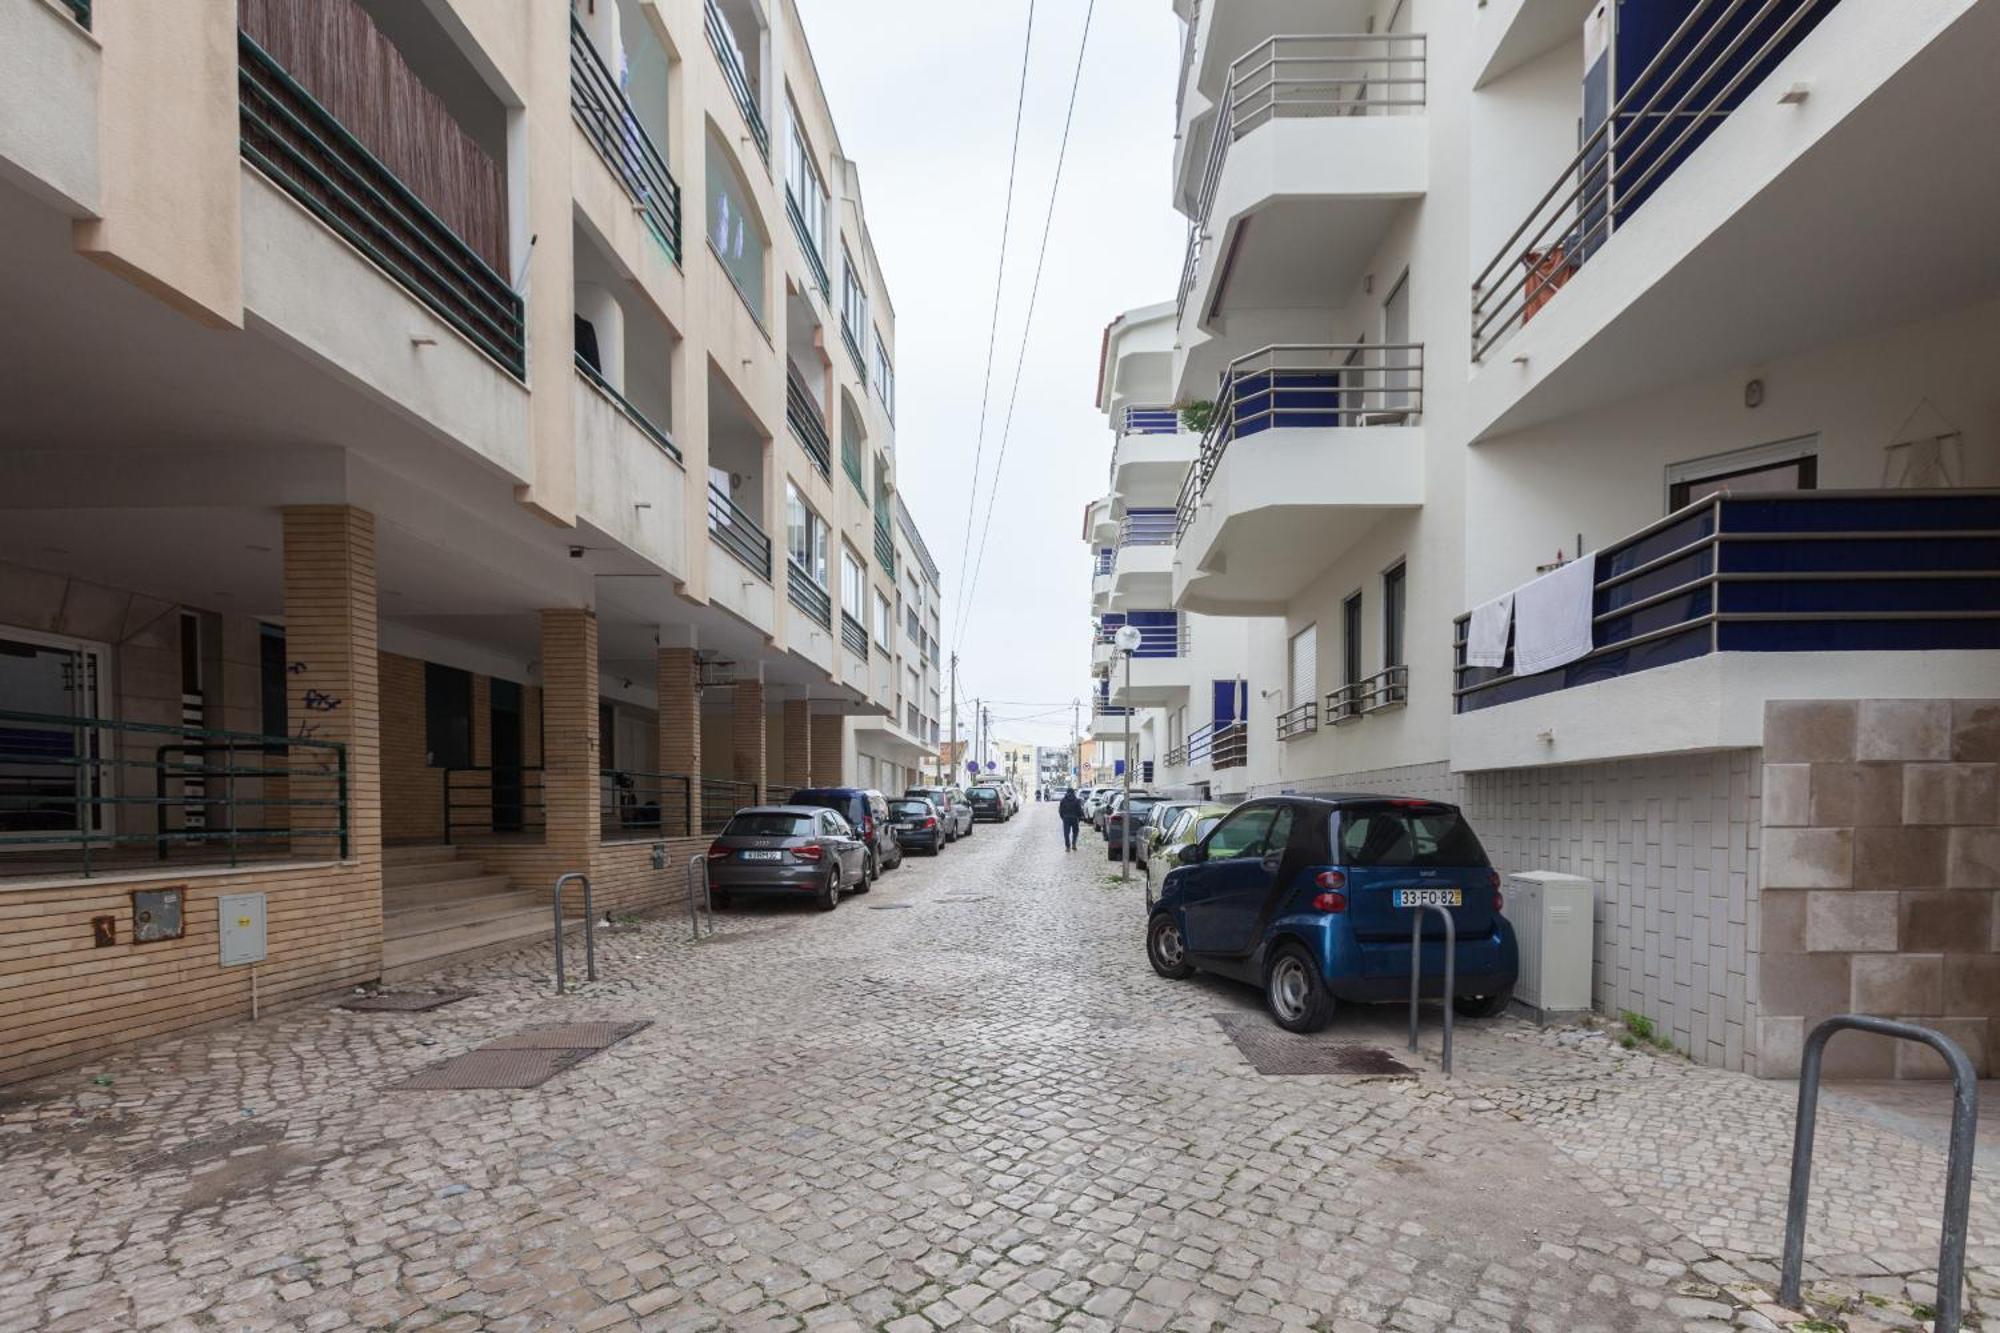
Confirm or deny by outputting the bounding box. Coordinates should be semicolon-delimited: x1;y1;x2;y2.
1146;913;1195;980
1107;846;1121;862
817;868;841;912
1265;941;1334;1034
1452;988;1514;1020
856;851;876;891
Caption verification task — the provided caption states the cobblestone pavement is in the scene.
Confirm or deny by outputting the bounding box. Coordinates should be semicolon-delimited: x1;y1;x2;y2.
4;807;1997;1332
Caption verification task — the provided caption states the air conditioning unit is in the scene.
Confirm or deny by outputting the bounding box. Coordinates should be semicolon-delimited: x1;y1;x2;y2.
1505;870;1595;1021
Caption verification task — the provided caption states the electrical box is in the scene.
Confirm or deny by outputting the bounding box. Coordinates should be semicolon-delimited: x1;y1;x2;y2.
218;893;267;967
1505;871;1595;1020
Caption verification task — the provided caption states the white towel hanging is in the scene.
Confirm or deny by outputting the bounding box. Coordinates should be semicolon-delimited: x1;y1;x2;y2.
1465;592;1514;669
1512;555;1597;676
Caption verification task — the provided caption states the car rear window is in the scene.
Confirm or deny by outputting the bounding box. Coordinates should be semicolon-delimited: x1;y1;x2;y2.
723;813;815;838
1126;797;1159;813
1337;805;1490;868
969;787;998;798
890;800;930;818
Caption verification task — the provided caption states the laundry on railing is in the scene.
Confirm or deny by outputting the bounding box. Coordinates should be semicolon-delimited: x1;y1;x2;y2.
1464;591;1514;670
1511;555;1597;676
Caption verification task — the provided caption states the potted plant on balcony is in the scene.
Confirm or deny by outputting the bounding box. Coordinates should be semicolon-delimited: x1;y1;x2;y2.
1176;399;1217;435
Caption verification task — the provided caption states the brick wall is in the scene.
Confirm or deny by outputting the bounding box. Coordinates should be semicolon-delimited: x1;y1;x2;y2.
1758;699;2000;1079
379;652;440;842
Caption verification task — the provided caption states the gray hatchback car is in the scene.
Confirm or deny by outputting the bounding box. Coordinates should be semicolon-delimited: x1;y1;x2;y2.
704;805;868;911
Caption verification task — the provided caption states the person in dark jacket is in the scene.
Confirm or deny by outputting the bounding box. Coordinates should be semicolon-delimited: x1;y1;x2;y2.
1058;788;1085;851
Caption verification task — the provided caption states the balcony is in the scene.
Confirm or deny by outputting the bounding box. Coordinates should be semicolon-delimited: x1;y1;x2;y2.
1101;616;1193;708
1175;344;1425;614
785;189;832;300
570;17;681;266
1327;666;1408;725
1276;700;1318;741
1180;32;1427;333
874;520;897;580
840;612;869;661
707;482;771;582
1185;720;1248;772
1450;490;2000;770
1111;408;1199;510
237;29;524;379
1111;509;1176;608
704;0;769;161
575;352;678;463
785;369;832;479
787;559;831;628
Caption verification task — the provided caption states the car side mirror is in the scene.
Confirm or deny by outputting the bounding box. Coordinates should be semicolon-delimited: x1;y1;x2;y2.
1177;844;1205;866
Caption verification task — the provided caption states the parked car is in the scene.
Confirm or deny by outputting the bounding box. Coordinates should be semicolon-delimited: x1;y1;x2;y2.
1104;793;1163;861
906;786;974;840
705;806;867;911
888;796;945;856
1135;800;1202;867
1000;784;1021;814
1086;788;1118;832
1144;803;1232;906
966;784;1007;823
1145;795;1518;1033
786;787;898;881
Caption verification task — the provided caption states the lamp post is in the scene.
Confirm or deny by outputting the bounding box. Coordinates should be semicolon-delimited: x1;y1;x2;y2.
1114;624;1143;883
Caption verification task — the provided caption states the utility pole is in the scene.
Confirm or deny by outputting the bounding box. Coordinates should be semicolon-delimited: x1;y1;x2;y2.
1071;697;1080;787
948;651;959;787
972;697;981;780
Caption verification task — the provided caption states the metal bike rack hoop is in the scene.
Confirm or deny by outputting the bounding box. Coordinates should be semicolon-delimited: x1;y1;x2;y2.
1407;904;1457;1078
686;853;715;940
552;871;596;993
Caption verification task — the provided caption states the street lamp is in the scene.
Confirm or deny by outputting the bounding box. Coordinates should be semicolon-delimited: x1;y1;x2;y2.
1114;623;1143;883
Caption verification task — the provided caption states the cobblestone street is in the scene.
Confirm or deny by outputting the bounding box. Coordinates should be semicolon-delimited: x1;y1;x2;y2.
3;807;1996;1332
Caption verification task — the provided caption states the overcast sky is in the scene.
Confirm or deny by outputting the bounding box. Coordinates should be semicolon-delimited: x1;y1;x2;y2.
794;0;1186;751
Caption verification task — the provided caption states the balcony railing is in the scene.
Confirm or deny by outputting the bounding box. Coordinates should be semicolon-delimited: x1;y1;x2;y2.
874;521;897;579
576;353;682;463
704;0;769;160
1276;700;1318;741
786;370;833;478
841;318;868;385
702;777;761;834
840;612;870;660
1096;616;1190;659
1175;0;1202;124
1176;343;1423;541
602;769;698;840
238;32;526;379
1123;406;1182;436
785;189;832;300
1119;509;1177;549
1179;33;1427;321
1470;0;1842;361
708;482;772;581
1451;489;2000;715
1328;666;1408;724
1094;547;1115;577
0;710;348;878
788;559;831;627
571;16;683;265
1185;720;1248;770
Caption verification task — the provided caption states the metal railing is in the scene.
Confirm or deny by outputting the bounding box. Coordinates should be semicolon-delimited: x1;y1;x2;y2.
1469;0;1842;360
1180;33;1427;321
874;520;897;580
443;765;546;843
0;711;348;878
685;852;715;939
601;769;697;840
1119;509;1177;549
1184;720;1248;769
575;354;681;462
787;559;832;627
1327;664;1408;723
701;778;759;833
785;369;832;478
1276;700;1318;740
784;188;832;300
703;0;769;160
840;318;868;385
237;32;526;380
1095;617;1189;658
1174;0;1202;124
1123;406;1182;436
1176;343;1423;541
1163;742;1187;768
840;612;870;660
1408;904;1456;1077
1094;547;1115;577
707;482;772;581
552;872;596;992
570;15;683;264
1450;489;2000;716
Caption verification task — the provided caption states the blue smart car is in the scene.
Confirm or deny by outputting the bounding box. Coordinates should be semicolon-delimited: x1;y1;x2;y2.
1145;794;1518;1033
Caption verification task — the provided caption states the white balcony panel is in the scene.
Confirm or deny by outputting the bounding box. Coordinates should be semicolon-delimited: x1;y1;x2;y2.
0;0;98;215
1469;0;1595;89
573;378;686;581
1110;656;1193;709
705;550;775;639
1175;425;1423;615
1111;431;1197;510
1111;542;1173;608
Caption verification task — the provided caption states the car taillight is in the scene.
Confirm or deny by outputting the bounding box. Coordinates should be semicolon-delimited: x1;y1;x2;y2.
922;817;937;829
706;843;731;861
1314;870;1346;891
1312;890;1348;913
792;845;823;862
1489;869;1503;912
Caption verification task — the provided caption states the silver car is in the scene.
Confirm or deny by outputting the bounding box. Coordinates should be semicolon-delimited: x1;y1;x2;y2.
704;806;867;911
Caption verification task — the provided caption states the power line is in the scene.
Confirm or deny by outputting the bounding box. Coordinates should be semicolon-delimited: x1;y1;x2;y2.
954;0;1098;655
950;0;1037;642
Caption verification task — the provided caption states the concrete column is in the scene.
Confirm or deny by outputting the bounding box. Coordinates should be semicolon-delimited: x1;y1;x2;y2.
540;608;601;869
782;699;812;790
810;713;844;786
280;506;380;870
657;646;701;835
732;673;767;804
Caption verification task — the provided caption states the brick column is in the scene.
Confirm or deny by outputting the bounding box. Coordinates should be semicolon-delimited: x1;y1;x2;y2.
782;699;812;790
658;647;700;835
811;713;844;787
732;674;766;804
540;609;601;870
281;506;380;870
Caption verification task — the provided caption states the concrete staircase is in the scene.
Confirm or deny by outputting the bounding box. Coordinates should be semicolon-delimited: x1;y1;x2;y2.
381;845;555;982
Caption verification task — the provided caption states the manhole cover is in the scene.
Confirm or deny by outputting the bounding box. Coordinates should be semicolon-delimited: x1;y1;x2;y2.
484;1021;649;1050
338;990;475;1013
1212;1013;1418;1078
393;1048;588;1091
868;903;914;911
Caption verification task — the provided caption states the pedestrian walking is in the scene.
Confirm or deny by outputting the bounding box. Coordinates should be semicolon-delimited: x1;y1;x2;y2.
1058;787;1084;851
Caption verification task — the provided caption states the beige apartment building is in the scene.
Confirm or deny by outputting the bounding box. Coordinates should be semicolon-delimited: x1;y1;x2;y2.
0;0;943;1084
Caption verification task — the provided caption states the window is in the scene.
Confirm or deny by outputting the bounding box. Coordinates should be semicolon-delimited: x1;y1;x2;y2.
784;98;829;267
785;482;828;584
1287;624;1317;708
424;663;472;768
873;328;895;420
841;413;864;493
841;546;866;620
840;246;868;378
1342;591;1364;686
874;590;892;646
1338;805;1490;868
706;133;767;322
1203;805;1279;861
1383;563;1406;669
1667;437;1818;510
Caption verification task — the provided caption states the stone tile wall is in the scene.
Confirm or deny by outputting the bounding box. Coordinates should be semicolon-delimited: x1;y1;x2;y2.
1758;699;2000;1080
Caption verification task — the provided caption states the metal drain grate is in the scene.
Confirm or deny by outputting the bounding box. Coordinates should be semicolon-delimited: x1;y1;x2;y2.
1213;1013;1418;1078
483;1021;649;1050
338;990;475;1013
393;1048;587;1090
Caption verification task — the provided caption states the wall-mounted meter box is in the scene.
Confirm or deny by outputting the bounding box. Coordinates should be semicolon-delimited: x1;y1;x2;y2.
218;893;267;967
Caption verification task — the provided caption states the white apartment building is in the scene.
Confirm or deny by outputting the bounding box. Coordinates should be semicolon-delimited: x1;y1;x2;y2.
1090;0;2000;1078
0;0;943;1084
